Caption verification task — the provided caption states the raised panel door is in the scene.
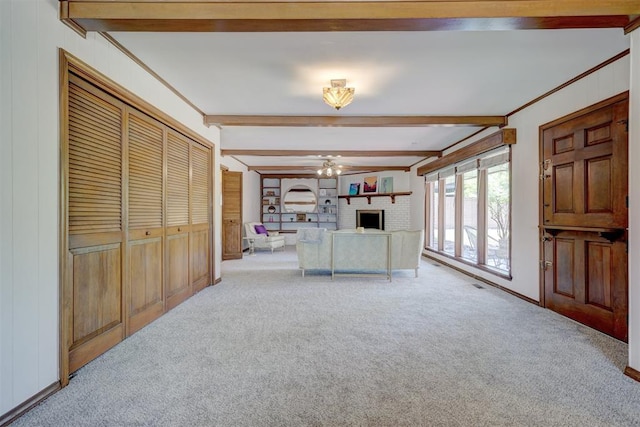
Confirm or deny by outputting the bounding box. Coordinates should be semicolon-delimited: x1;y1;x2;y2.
66;76;125;374
222;170;242;260
166;130;191;309
127;109;165;335
542;98;628;228
541;94;628;341
190;143;211;291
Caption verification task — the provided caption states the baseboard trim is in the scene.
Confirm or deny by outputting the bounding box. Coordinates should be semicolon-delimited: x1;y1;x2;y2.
0;381;61;427
214;277;222;285
624;366;640;382
422;253;539;306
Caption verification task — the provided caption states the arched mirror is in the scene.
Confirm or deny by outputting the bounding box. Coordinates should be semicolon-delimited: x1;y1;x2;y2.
283;185;317;212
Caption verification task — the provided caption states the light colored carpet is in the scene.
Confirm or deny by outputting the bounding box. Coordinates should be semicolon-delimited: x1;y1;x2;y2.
11;246;640;426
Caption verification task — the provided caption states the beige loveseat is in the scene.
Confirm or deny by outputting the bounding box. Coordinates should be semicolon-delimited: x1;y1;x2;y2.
244;222;286;253
296;228;424;277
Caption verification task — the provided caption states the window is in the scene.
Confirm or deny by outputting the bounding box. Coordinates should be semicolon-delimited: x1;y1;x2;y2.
461;169;478;263
485;162;510;272
442;174;456;256
424;147;511;276
429;180;439;249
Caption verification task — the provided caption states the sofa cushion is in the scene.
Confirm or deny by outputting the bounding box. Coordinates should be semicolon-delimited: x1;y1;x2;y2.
254;224;268;235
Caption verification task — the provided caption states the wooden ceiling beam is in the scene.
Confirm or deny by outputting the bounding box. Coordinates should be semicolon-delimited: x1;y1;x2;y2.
417;128;516;175
206;115;507;127
60;1;638;33
222;150;441;157
248;165;411;172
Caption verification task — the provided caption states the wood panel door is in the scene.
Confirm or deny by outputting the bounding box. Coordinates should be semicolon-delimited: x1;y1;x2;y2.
65;76;126;373
541;94;628;341
222;170;243;260
166;130;191;310
190;143;211;292
127;110;165;335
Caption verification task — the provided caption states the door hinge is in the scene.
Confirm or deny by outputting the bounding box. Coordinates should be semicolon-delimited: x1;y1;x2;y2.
626;195;629;208
540;260;553;270
539;159;551;180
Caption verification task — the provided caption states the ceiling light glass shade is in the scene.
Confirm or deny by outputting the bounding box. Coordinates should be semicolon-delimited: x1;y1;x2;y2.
317;159;342;177
323;79;354;110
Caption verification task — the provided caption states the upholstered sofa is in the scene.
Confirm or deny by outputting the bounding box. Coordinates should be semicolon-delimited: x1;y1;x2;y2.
296;228;424;277
244;222;286;253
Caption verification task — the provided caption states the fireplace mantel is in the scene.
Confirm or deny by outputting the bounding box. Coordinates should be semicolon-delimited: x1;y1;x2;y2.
338;191;411;205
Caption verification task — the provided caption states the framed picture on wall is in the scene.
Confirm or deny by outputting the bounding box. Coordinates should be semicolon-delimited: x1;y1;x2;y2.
363;176;378;194
349;183;360;195
380;177;393;193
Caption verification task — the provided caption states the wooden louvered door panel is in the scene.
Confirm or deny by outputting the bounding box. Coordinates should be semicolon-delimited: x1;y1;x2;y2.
166;130;191;310
222;170;243;260
190;143;211;292
541;94;628;341
127;109;165;335
66;76;125;373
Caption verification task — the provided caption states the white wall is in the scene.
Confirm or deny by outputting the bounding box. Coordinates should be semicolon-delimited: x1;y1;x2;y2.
0;0;220;414
412;55;631;302
338;172;412;231
628;29;640;373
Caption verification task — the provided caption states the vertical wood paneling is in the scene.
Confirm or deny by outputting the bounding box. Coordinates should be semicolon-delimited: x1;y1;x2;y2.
2;0;220;415
11;0;40;405
627;30;640;371
36;0;61;386
0;0;15;413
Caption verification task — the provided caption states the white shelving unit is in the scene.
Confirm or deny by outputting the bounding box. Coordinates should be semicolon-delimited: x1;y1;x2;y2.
260;176;338;233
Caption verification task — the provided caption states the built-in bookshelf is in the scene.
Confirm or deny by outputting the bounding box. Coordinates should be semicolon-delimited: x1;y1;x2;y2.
260;176;338;232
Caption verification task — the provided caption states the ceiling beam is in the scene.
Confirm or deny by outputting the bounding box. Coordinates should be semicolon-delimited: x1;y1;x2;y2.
417;128;516;176
206;115;507;127
60;1;638;33
222;150;441;157
248;165;411;172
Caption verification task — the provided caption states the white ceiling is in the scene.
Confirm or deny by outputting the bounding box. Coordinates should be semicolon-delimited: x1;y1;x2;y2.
111;28;630;173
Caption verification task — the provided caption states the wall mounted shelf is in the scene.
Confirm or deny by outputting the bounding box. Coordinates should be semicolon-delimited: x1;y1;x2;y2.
338;192;412;205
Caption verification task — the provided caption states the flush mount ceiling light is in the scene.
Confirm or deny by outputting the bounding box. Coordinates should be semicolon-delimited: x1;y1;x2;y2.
317;159;343;177
322;79;355;110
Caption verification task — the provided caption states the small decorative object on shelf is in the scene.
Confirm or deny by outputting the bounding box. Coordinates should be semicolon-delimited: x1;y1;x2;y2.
267;205;276;213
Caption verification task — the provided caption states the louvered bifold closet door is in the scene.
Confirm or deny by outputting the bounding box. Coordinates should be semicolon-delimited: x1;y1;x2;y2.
127;109;165;335
166;130;191;310
66;76;125;373
190;142;211;292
